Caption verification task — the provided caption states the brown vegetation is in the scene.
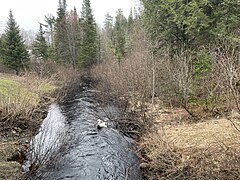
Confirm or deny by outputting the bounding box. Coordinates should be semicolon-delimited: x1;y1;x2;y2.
138;108;240;179
92;26;240;179
0;62;82;179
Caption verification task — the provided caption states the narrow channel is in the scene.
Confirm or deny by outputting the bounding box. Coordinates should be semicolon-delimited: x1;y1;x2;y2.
24;88;142;180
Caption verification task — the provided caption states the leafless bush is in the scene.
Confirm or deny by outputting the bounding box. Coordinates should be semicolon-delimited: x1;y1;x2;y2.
213;42;240;113
91;46;155;130
161;49;194;115
0;74;53;134
0;64;81;136
139;127;240;180
28;61;62;78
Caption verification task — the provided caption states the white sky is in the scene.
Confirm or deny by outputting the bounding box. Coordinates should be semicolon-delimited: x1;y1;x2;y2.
0;0;135;32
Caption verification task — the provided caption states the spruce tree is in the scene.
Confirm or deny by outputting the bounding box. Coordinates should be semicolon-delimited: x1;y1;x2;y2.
104;13;114;42
44;14;55;48
32;24;48;61
0;35;3;62
142;0;240;52
101;13;114;61
2;10;29;75
113;9;127;62
54;0;69;64
65;7;81;69
79;0;97;69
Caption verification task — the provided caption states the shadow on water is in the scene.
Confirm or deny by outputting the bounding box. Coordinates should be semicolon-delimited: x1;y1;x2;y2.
24;88;142;180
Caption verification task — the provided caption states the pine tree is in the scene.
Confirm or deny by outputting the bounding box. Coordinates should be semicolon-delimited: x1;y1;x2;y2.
128;8;134;30
65;7;81;69
32;24;48;61
104;13;114;42
44;14;55;48
54;0;69;64
113;9;127;62
2;10;29;75
126;8;134;54
0;35;3;62
79;0;97;69
142;0;240;52
101;13;114;61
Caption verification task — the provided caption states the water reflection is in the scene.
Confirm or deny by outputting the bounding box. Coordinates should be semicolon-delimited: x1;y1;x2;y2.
26;90;142;180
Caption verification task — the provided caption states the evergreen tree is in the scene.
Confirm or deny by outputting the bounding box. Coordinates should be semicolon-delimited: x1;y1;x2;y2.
0;35;3;62
126;8;134;54
78;0;97;69
104;13;114;42
32;24;48;61
44;14;55;48
142;0;240;52
65;7;81;69
128;8;134;30
54;0;69;64
101;13;114;61
113;9;127;62
2;10;29;75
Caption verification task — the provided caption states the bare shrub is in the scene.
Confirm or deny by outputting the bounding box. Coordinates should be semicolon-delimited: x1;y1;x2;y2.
91;45;156;131
28;61;60;78
139;121;240;180
0;63;81;136
0;73;54;134
213;41;240;113
91;20;158;113
162;49;194;115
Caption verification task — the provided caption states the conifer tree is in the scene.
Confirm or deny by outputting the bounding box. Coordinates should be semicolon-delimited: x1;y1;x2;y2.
65;7;81;69
113;9;127;62
102;13;114;61
142;0;240;52
44;14;55;48
32;24;48;61
128;8;134;30
54;0;69;64
79;0;97;69
2;10;29;75
0;35;3;62
104;13;114;42
126;8;134;54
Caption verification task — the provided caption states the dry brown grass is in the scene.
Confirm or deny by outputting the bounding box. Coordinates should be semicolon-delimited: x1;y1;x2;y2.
139;109;240;179
0;73;57;133
0;65;81;131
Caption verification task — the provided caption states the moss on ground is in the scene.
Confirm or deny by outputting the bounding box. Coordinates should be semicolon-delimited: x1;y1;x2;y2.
0;141;24;180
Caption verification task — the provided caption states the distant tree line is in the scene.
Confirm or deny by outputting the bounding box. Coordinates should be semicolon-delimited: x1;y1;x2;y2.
0;0;140;75
0;0;98;74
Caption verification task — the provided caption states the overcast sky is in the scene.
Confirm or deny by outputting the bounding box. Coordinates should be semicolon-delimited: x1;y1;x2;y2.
0;0;135;32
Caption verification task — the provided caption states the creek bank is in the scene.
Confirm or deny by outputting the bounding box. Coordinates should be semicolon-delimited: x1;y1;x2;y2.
0;72;81;180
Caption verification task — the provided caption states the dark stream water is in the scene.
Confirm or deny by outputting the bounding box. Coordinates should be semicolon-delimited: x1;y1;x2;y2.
24;88;142;180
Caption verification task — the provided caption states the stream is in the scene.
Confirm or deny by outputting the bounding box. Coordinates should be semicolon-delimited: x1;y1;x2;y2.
23;88;142;180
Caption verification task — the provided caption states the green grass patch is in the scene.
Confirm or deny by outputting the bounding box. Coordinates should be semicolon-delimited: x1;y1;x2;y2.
39;83;56;94
0;78;38;107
